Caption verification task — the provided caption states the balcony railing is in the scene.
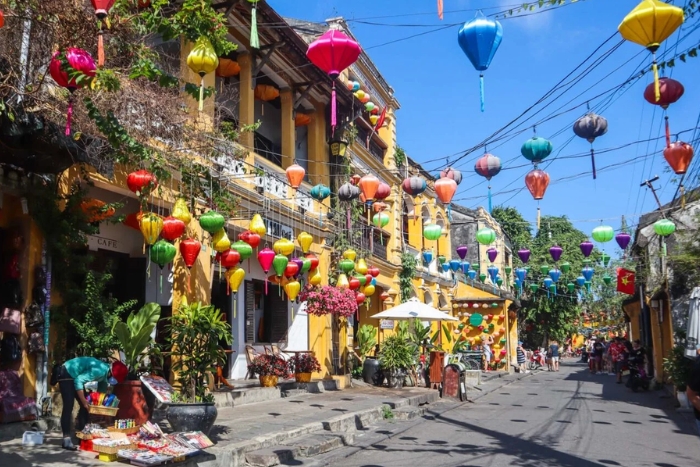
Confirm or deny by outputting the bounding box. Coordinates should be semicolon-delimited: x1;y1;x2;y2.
355;125;386;163
346;221;389;261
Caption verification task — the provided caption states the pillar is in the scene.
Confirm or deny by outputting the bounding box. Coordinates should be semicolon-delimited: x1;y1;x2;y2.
280;88;295;170
237;53;255;150
308;101;329;185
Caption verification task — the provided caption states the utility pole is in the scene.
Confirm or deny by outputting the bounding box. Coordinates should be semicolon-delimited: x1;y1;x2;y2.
640;176;663;213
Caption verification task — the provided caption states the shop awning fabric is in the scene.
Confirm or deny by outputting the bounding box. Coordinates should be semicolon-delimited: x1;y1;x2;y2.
370;297;458;322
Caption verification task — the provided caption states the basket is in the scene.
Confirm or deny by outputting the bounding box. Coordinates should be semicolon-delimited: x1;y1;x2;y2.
88;406;119;417
91;442;135;455
108;426;140;435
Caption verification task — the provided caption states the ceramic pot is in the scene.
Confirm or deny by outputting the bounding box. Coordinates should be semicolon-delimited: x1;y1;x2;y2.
295;372;312;383
113;380;151;425
362;357;381;385
166;403;218;435
386;368;406;389
259;375;278;387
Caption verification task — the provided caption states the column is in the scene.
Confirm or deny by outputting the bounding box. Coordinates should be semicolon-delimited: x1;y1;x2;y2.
280;88;295;170
237;53;255;150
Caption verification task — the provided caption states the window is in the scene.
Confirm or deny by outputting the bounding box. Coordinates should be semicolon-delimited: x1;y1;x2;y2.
245;279;288;344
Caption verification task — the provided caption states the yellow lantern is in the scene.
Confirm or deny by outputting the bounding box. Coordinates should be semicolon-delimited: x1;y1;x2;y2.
309;268;322;286
337;273;350;289
187;36;219;112
369;115;379;126
273;238;295;256
618;0;684;101
297;232;313;253
284;280;301;302
225;267;245;294
140;213;163;246
354;90;366;101
249;213;267;236
355;258;368;275
211;229;231;253
342;249;357;261
172;198;192;226
363;284;375;297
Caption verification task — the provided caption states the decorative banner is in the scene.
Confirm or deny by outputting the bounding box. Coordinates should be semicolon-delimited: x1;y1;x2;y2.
616;268;635;295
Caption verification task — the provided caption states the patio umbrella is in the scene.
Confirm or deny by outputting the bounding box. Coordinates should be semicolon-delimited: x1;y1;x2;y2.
370;297;458;322
686;287;700;358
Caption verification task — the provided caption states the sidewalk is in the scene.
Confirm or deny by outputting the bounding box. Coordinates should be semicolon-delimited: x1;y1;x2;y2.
0;371;535;467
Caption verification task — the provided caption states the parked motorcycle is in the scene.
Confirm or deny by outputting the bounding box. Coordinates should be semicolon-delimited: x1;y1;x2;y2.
625;363;650;392
528;349;545;370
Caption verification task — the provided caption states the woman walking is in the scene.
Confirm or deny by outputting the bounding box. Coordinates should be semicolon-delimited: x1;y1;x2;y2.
516;341;529;373
549;340;560;372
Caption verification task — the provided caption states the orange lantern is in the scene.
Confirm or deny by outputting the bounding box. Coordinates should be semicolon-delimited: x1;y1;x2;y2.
81;198;115;223
524;169;550;200
216;58;240;78
663;141;694;175
435;177;457;205
295;113;312;127
373;202;388;213
254;84;280;101
358;174;380;201
350;174;361;185
286;163;306;189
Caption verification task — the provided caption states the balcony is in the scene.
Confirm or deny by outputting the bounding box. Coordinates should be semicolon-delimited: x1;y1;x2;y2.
355;125;386;164
347;221;389;261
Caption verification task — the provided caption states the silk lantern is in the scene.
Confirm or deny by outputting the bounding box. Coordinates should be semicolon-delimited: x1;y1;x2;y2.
435;177;458;219
337;273;350;289
306;29;361;133
339;259;355;274
49;48;96;135
172;198;192;226
151;240;176;269
239;231;261;249
580;241;594;257
440;167;463;185
474;153;502;212
211;229;231;253
123;212;142;231
615;232;632;250
216;58;240;78
231;240;253;263
187;37;219;112
225;267;245;296
180;238;201;269
80;198;115;223
372;212;389;228
402;176;427;196
284;261;300;279
476;227;496;245
127;169;158;196
140;213;163;246
343;249;357;261
285;280;301;302
273;238;295;256
592;225;614;243
423;223;442;241
375;183;391;201
217;249;241;270
549;245;563;262
363;284;376;297
90;0;116;66
368;266;380;278
359;174;380;202
309;268;322;286
525;168;550;229
517;248;531;264
456;245;468;260
258;247;275;294
521;137;553;164
573;111;608;179
199;211;225;235
297;232;313;253
249;213;267;236
356;292;366;306
273;254;288;279
356;258;369;275
486;248;498;263
664;141;694;175
644;77;684;145
161;216;186;242
306;253;319;270
310;184;331;201
338;182;360;201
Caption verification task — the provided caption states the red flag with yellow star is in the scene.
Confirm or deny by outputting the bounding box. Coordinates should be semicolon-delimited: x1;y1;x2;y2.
616;268;635;295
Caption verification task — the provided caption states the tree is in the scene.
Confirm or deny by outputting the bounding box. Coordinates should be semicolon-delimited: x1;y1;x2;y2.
492;206;532;252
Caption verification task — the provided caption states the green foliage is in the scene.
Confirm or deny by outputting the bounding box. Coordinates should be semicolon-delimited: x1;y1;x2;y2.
492;206;532;252
381;405;394;419
70;271;137;360
410;319;432;349
356;324;378;359
663;343;694;391
393;146;407;168
399;253;417;303
166;300;232;402
378;335;416;371
112;303;162;378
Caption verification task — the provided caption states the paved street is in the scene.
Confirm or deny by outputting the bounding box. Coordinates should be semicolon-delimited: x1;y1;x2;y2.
315;361;700;467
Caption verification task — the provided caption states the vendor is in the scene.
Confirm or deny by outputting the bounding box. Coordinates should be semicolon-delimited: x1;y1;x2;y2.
57;357;127;450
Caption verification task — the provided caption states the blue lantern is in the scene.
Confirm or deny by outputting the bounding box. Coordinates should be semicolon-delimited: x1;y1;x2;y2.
515;267;527;282
370;278;377;286
422;250;433;265
442;263;450;272
548;269;561;283
449;259;461;272
582;266;594;282
461;261;471;274
543;277;553;289
487;265;499;283
468;270;477;280
457;11;503;112
576;276;586;287
310;184;331;201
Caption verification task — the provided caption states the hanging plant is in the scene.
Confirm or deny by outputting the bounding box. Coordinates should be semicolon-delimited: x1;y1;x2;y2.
298;285;358;318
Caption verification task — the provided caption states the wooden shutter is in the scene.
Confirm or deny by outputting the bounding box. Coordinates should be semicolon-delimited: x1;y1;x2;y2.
268;288;288;343
245;281;255;343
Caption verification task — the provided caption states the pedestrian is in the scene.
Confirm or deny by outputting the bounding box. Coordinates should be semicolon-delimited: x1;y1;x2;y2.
482;335;494;372
609;337;627;384
685;345;700;435
516;341;529;373
56;357;126;450
549;339;560;371
593;337;605;374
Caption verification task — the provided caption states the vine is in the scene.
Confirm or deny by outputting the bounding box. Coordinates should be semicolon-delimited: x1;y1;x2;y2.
393;146;406;169
399;253;417;303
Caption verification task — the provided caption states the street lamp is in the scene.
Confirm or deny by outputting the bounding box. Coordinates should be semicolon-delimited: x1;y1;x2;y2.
329;139;349;157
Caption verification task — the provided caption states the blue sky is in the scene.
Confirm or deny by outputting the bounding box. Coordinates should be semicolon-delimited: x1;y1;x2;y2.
269;0;700;238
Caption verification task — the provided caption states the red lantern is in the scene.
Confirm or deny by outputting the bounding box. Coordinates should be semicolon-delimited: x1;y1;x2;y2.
284;262;300;278
127;169;158;195
239;230;261;249
355;292;366;305
0;11;4;28
137;0;151;7
349;277;361;291
306;253;319;270
123;212;142;231
90;0;116;66
359;174;380;201
524;169;550;200
286;163;306;189
372;202;388;213
217;249;241;270
306;30;361;133
180;238;201;269
365;274;373;285
49;48;96;135
487;314;494;320
368;266;380;278
435;177;457;205
663;141;694;175
161;216;186;242
375;183;391;201
644;77;684;109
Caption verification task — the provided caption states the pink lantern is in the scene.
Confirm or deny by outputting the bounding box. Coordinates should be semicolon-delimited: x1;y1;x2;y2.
49;48;96;135
500;349;507;356
306;30;361;133
258;247;275;294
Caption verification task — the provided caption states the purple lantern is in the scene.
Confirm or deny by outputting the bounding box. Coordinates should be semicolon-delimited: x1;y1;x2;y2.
579;240;594;258
456;245;468;260
517;248;531;264
486;247;498;263
549;245;563;262
291;257;304;278
615;232;631;250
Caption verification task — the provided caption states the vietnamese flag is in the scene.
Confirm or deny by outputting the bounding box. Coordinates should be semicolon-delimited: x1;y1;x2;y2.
616;268;635;295
374;107;387;132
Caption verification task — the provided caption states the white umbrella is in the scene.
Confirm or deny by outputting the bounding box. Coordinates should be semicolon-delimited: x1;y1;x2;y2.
370;297;458;322
686;287;700;358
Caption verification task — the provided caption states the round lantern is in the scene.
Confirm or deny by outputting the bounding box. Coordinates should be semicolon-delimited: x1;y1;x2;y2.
180;238;201;269
337;273;350;289
476;227;496;245
284;280;301;302
338;182;360;201
343;249;357;261
368;266;380;278
310;184;331;201
369;115;379;126
239;231;261;249
297;232;313;254
469;313;483;326
186;37;219;112
339;259;355;274
231;240;253;262
375;183;391;201
295;113;313;127
217;249;241;270
273;238;295;256
284;261;300;279
372;212;389;228
306;253;320;270
80;198;115;223
402;176;427;196
216;58;241;78
664;141;694;175
644;77;684;109
363;284;376;297
355;292;366;305
440;167;463;185
521;137;553;164
140;213;163;246
49;48;97;135
423;223;442;241
525;169;550;200
435;177;458;206
151;240;177;269
123;212;142;231
272;254;289;278
286;164;306;189
225;267;245;296
358;174;380;201
653;218;676;237
592;225;614;243
127;169;158;196
161;216;186;242
199;211;225;235
211;229;232;253
172;198;192;225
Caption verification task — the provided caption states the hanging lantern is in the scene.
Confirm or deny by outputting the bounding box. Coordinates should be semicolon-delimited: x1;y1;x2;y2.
653;218;676;236
423;250;434;265
592;225;614;243
295;112;313;127
372;212;390;228
486;248;498;263
438;255;447;265
310;184;331;201
306;253;320;270
348;277;361;291
337;273;350;289
567;283;575;294
576;276;586;287
231;240;253;262
474;153;502;212
161;216;186;242
375;182;391;201
239;231;261;250
618;0;684;102
284;261;300;279
601;253;611;267
254;84;280;101
461;262;471;274
457;11;503;112
549;269;562;283
272;254;289;278
50;48;96;136
440;167;463;185
309;268;322;286
80;198;115;223
217;249;241;270
363;284;376;297
339;259;355;274
573;112;608;179
123;212;142;231
172;198;192;226
476;227;496;245
456;245;468;260
306;29;361;133
360;92;371;104
403;176;427;196
368;266;380;278
273;238;295;256
521;137;553;165
199;211;225;235
338;182;360;201
517;248;531;264
0;10;4;28
89;0;116;67
549;245;563;262
580;241;594;257
347;80;361;92
358;174;380;201
342;249;357;261
216;58;241;78
186;37;219;112
663;141;694;175
226;267;245;297
615;232;632;250
449;259;461;272
365;101;376;113
211;229;231;253
560;262;571;274
380;292;390;302
355;292;366;306
524;169;550;200
286;164;306;189
301;259;312;275
151;240;177;269
423;223;442;241
249;213;267;236
435;177;458;217
373;202;389;213
180;238;201;269
297;232;314;254
356;258;369;275
644;77;684;108
127;169;158;196
582;267;595;282
140;213;163;246
369;115;379;126
284;280;301;302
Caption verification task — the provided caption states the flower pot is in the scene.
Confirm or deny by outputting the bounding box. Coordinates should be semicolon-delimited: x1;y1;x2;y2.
166;403;218;435
386;368;406;389
295;372;312;383
259;375;278;387
113;380;151;425
362;357;381;385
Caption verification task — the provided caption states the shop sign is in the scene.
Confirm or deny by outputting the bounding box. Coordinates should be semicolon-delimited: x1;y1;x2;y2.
264;219;293;240
87;234;120;252
380;319;395;329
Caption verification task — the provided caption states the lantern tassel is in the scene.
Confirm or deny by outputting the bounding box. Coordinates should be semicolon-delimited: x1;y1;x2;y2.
198;75;205;112
652;52;660;102
681;185;686;209
250;4;260;49
97;30;105;67
265;276;268;295
590;147;597;180
487;185;492;213
479;74;485;113
346;205;351;231
437;0;443;19
536;206;541;230
65;94;74;136
665;115;670;147
233;295;237;319
331;82;337;134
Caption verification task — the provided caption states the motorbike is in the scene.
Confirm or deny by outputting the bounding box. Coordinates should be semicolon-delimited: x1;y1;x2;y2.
624;362;650;392
528;349;546;370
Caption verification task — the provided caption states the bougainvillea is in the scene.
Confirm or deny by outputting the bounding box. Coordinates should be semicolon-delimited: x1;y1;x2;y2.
287;353;322;374
298;285;358;318
248;354;290;378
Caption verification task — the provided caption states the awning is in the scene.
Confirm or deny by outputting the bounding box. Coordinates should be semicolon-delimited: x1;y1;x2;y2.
370;297;458;322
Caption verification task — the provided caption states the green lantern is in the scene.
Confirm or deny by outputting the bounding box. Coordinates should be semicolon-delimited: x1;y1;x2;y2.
199;210;225;234
566;283;575;293
560;262;571;274
151;239;176;268
582;259;591;266
525;266;531;274
479;273;487;282
438;255;447;265
372;212;389;228
476;227;496;245
539;265;549;275
600;253;611;267
591;225;614;243
356;274;367;287
584;281;591;292
549;284;557;294
231;240;253;261
272;254;288;277
423;223;442;240
603;274;612;285
653;218;676;237
469;313;483;326
529;283;538;293
521;136;553;163
339;259;355;274
496;277;503;286
301;258;312;274
504;266;512;275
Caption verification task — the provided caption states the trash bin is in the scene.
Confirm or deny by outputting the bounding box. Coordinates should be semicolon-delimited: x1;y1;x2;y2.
442;363;467;401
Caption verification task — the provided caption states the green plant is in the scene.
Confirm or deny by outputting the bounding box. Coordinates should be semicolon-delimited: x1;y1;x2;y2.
393;146;406;168
399;253;418;303
356;325;378;360
410;319;432;350
663;343;694;391
381;405;394;419
112;303;162;379
378;335;416;371
166;299;232;402
287;354;322;374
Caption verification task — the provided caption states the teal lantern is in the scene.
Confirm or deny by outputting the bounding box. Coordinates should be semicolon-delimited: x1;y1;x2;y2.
423;223;442;240
310;184;331;201
469;313;484;326
591;225;614;243
653;218;676;237
339;259;355;274
372;212;389;228
520;136;553;164
199;210;225;234
476;227;496;245
151;239;176;268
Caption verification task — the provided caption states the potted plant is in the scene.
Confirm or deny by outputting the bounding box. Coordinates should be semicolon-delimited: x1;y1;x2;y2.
356;324;380;385
111;302;162;425
248;354;290;387
663;343;694;409
379;335;416;389
164;299;232;435
287;353;321;383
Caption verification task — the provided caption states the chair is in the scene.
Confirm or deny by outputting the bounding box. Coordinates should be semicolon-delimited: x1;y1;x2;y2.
264;345;273;356
270;343;290;360
245;345;260;379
